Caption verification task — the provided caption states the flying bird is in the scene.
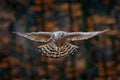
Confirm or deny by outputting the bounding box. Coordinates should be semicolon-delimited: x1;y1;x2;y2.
13;29;109;58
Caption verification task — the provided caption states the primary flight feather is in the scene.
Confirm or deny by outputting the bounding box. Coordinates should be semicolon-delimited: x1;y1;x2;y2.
13;29;109;58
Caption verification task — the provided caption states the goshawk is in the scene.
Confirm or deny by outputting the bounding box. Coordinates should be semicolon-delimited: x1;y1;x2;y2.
13;29;109;58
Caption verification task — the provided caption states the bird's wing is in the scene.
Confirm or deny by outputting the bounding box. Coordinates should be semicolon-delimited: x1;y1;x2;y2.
67;29;109;41
13;32;52;42
38;42;79;58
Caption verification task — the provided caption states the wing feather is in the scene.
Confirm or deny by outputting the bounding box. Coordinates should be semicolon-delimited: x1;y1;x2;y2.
38;42;79;58
13;32;52;42
67;29;109;41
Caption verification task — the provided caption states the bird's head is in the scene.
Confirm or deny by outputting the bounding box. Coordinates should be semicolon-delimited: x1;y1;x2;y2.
54;31;67;39
58;31;67;37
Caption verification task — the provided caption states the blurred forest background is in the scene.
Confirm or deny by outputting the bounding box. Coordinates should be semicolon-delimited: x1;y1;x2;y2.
0;0;120;80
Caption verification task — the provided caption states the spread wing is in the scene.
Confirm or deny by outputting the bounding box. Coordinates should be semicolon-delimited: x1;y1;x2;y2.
13;32;53;42
67;29;109;41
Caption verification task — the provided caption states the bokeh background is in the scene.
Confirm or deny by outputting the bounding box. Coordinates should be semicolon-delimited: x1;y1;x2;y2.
0;0;120;80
